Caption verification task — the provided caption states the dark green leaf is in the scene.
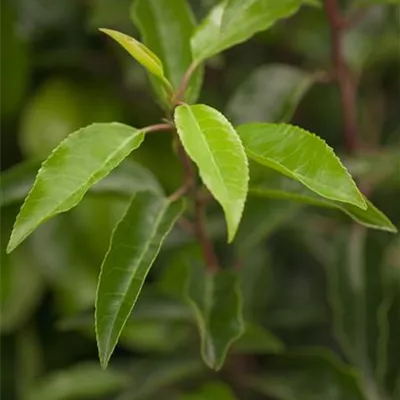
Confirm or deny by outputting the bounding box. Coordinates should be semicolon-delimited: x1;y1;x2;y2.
179;382;238;400
7;123;144;252
184;256;245;370
226;64;314;124
248;349;365;400
192;0;302;62
175;104;249;242
132;0;203;104
28;363;130;400
238;123;366;208
95;191;185;368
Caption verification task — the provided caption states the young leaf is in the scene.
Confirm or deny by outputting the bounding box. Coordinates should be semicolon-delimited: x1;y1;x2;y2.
174;104;249;242
191;0;302;62
226;64;314;124
95;191;185;368
185;261;245;370
99;28;172;92
249;166;397;232
237;123;366;209
7;123;144;253
132;0;203;104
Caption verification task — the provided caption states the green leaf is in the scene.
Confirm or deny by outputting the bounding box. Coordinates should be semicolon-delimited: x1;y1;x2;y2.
7;123;144;253
226;64;314;124
238;123;366;209
0;159;163;208
28;362;130;400
248;349;365;400
249;166;397;232
184;255;245;370
99;28;173;92
234;322;284;354
95;191;185;368
179;382;238;400
1;208;44;333
191;0;302;62
132;0;203;104
174;104;249;242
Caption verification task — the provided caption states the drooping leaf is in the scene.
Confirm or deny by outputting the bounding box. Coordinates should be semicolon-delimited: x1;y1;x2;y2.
99;28;173;93
174;104;249;242
247;349;365;400
238;123;366;209
95;191;185;368
132;0;203;104
226;64;314;124
191;0;302;62
183;253;245;370
7;123;144;253
28;363;130;400
249;165;397;232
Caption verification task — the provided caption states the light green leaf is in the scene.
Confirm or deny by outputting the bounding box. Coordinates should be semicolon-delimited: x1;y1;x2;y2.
247;349;365;400
226;64;314;124
7;123;144;253
238;123;366;209
95;191;185;368
184;257;245;370
249;166;397;232
132;0;203;104
174;104;249;242
99;28;173;92
192;0;302;62
28;362;130;400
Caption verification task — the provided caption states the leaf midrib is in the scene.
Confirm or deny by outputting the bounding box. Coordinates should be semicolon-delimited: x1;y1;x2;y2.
100;197;169;363
10;129;142;250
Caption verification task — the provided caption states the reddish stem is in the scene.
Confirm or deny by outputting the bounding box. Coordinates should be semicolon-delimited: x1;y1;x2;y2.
324;0;359;154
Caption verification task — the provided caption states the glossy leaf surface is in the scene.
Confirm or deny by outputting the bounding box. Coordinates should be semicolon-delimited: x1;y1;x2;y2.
95;191;184;368
191;0;302;62
175;104;248;242
7;123;144;252
238;123;366;208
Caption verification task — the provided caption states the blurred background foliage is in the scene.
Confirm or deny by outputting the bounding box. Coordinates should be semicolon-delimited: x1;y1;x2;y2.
1;0;399;399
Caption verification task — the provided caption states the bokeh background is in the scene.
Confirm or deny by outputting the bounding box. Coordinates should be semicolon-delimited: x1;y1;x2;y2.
1;0;399;399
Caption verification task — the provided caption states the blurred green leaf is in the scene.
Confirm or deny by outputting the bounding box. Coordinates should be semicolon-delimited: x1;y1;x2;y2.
1;208;44;333
192;0;302;62
7;123;144;253
175;104;249;242
184;255;245;370
226;64;314;124
249;166;397;232
247;349;365;400
96;191;185;368
117;357;204;400
27;363;130;400
234;322;284;354
0;1;29;119
179;382;238;400
238;123;366;208
132;0;203;104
